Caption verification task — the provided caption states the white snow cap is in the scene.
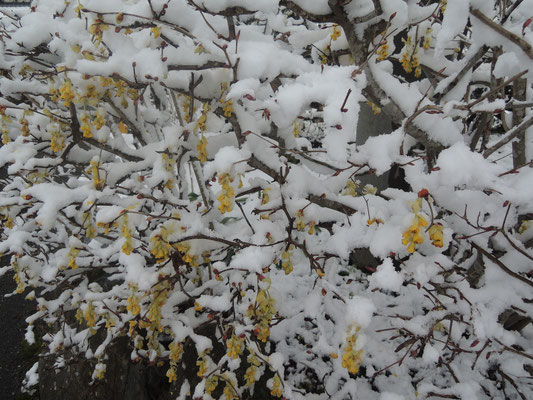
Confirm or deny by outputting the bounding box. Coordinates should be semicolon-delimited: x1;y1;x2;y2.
369;258;403;292
345;296;376;328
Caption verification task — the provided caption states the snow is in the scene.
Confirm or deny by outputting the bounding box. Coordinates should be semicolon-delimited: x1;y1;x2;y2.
435;0;470;53
345;297;376;328
369;258;403;292
2;1;533;399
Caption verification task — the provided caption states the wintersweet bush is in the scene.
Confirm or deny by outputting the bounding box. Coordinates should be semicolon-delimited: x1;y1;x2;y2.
1;0;533;399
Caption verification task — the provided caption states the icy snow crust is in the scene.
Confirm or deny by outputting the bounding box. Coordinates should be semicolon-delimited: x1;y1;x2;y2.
0;0;532;399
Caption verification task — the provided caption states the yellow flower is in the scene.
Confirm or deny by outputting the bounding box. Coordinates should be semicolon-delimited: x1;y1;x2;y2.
308;220;316;235
195;102;210;132
196;354;209;377
244;358;259;386
150;234;171;262
89;160;104;189
166;366;177;383
281;245;294;275
19;117;29;136
377;41;389;61
330;24;342;41
295;210;306;232
93;363;106;380
169;341;183;362
84;302;98;328
226;334;244;359
292;120;301;137
262;187;270;205
423;27;433;50
59;80;76;106
271;374;283;397
217;172;235;214
118;121;128;133
151;25;161;39
50;127;65;153
428;223;444;248
127;294;140;316
223;378;238;400
440;0;447;14
402;213;428;253
222;99;234;117
197;135;208;162
250;288;276;342
341;325;364;375
122;237;134;255
67;247;80;269
205;374;218;395
344;180;359;196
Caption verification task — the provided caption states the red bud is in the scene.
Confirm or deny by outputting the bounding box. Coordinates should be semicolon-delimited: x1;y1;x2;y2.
418;188;429;198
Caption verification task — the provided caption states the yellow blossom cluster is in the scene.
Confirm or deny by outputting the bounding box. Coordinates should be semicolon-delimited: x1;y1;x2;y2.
400;36;421;77
146;283;169;332
217;172;235;214
166;366;177;383
84;302;98;332
292;119;301;137
169;340;183;362
205;374;219;395
440;0;447;14
59;79;76;106
428;222;444;248
223;376;238;400
423;27;433;50
151;25;162;39
271;374;283;397
88;160;104;190
127;292;141;316
11;258;25;294
402;213;428;253
281;245;294;275
49;125;65;153
295;210;316;235
330;24;342;41
93;362;106;380
176;241;199;267
19;117;29;136
121;214;134;255
197;135;208;162
226;333;245;359
67;247;80;269
196;352;210;377
341;325;364;375
1;207;14;229
161;153;175;189
80;112;93;138
195;102;210;132
82;211;96;238
249;288;276;342
150;226;172;262
376;40;389;61
181;96;196;123
344;179;359;196
93;111;105;130
166;340;184;382
219;82;234;118
244;351;261;386
2;122;10;144
221;98;234;117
